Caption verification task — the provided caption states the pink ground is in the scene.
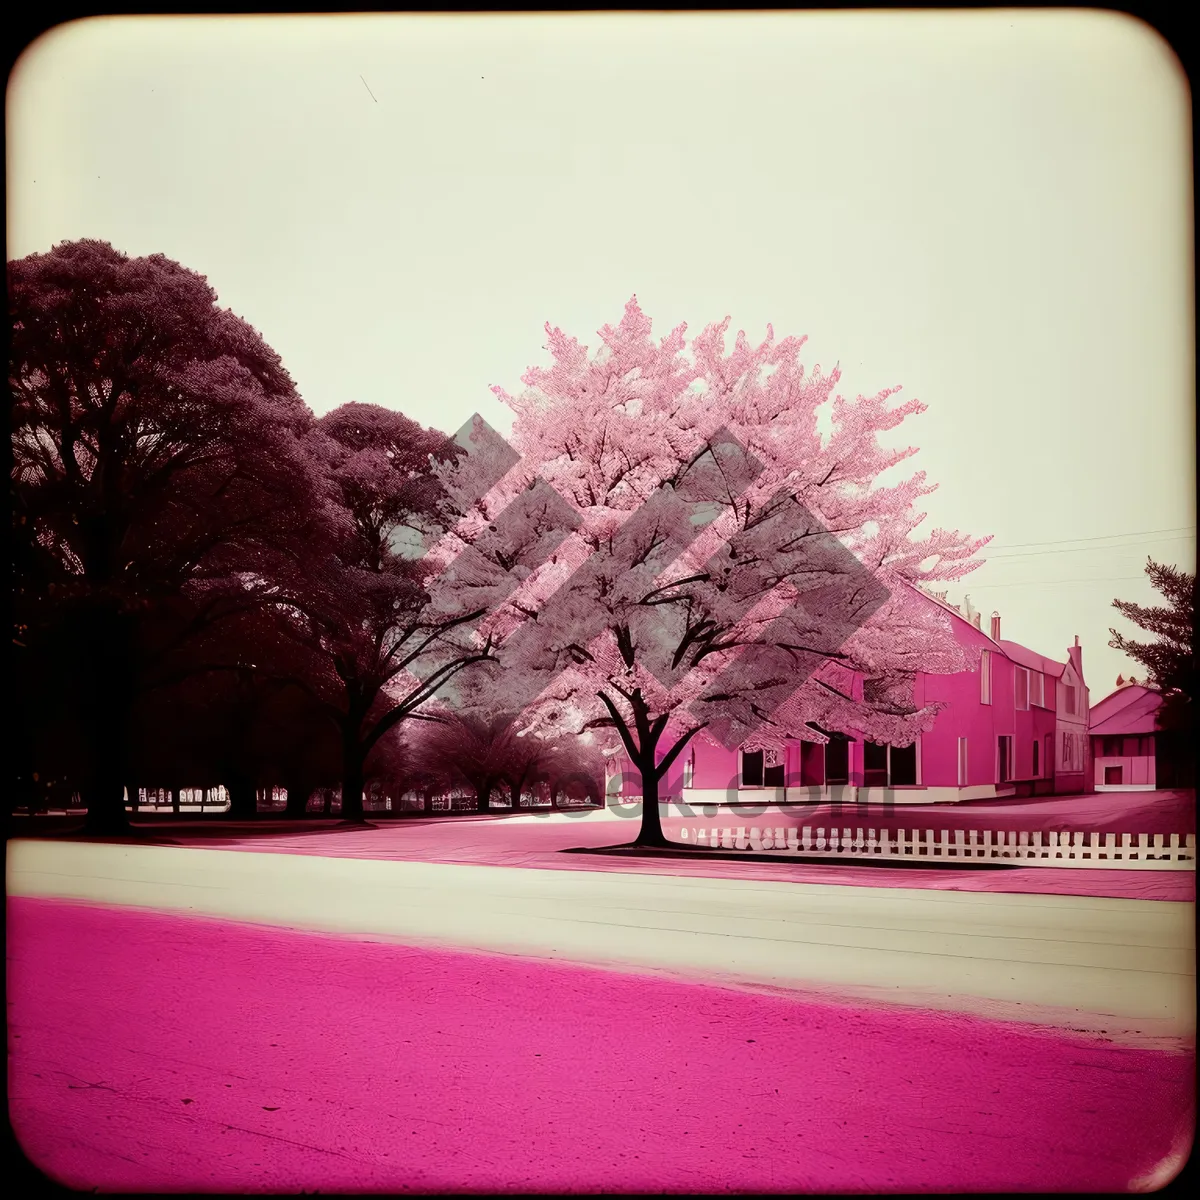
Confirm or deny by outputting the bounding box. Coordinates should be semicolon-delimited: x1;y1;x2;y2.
7;896;1194;1194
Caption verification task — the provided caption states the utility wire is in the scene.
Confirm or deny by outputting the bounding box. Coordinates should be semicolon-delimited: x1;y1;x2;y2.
982;525;1195;552
965;574;1148;589
985;533;1195;560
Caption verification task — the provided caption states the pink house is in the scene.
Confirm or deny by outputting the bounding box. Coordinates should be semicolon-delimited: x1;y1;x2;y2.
611;584;1091;807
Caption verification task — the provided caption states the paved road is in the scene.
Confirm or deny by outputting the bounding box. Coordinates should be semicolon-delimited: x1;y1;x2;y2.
8;837;1194;1043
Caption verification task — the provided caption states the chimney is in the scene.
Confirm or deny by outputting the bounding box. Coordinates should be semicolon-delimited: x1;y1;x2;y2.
990;611;1001;641
972;613;981;630
1068;636;1083;682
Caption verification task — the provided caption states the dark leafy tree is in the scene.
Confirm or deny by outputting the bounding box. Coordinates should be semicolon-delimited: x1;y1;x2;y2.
263;404;501;823
406;710;537;813
10;240;333;832
1110;559;1196;732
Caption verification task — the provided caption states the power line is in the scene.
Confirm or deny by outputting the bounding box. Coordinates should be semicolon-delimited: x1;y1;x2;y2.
982;524;1195;552
985;533;1195;560
967;574;1147;589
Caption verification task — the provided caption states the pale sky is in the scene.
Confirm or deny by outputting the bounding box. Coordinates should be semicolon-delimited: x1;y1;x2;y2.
8;11;1195;698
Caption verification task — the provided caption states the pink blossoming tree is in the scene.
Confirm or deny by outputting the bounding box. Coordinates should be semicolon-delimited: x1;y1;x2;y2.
444;299;991;846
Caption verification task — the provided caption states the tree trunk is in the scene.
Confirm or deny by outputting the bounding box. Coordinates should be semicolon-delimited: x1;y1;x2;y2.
284;779;311;818
509;779;522;810
340;732;366;824
227;775;257;819
82;775;131;835
82;679;134;836
633;763;667;847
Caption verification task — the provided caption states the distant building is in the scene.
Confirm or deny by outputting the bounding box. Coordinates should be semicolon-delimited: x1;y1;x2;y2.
1087;679;1193;791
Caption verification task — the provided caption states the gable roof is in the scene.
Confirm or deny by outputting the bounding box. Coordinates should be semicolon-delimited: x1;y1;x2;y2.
997;640;1066;678
1088;682;1162;735
908;582;1000;646
909;583;1072;677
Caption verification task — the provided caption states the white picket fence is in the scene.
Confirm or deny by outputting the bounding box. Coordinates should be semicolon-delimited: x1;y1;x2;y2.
675;824;1197;870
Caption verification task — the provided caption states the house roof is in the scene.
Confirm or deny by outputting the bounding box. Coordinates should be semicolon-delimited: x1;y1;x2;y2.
908;583;1000;646
909;583;1072;678
997;640;1066;678
1088;682;1162;735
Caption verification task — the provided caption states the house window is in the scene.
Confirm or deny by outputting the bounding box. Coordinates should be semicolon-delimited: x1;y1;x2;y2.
1105;765;1124;786
980;650;992;705
890;743;918;786
957;737;968;786
1060;732;1083;772
825;737;850;784
764;749;785;787
740;749;785;788
741;750;764;788
997;735;1013;783
863;741;917;787
800;740;825;786
1102;735;1122;757
682;752;694;789
1015;667;1029;711
1064;685;1077;715
1030;671;1045;707
864;741;888;787
1032;738;1040;777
